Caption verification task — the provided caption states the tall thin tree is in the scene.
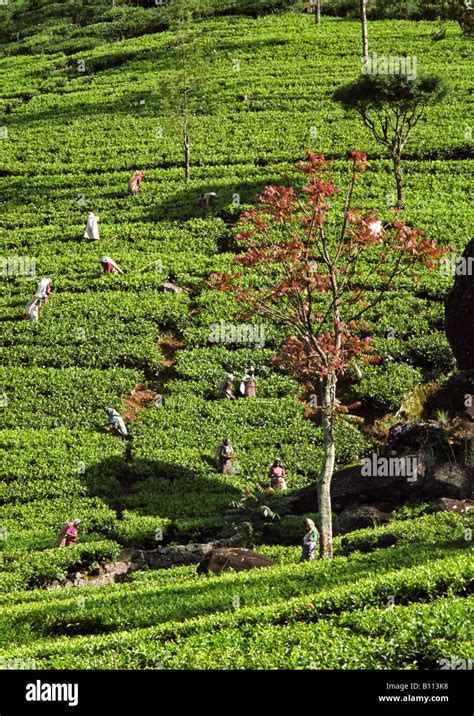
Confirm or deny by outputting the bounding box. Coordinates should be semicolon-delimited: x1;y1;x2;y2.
212;151;445;559
360;0;369;64
315;0;321;24
159;4;208;182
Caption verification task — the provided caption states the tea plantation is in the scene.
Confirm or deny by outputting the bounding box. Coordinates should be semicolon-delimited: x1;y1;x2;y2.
0;1;472;671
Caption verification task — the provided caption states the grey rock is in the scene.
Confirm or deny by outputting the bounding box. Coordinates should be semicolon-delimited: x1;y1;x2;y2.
426;497;474;515
336;505;391;535
197;548;275;575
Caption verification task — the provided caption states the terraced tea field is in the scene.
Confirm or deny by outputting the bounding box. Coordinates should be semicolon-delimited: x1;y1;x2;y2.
0;5;472;671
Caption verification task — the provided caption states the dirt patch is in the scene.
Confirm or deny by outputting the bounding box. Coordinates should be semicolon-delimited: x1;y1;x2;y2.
157;333;183;385
123;383;158;422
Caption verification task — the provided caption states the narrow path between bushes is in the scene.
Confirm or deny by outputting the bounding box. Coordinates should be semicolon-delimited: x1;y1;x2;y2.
156;332;183;390
113;327;186;496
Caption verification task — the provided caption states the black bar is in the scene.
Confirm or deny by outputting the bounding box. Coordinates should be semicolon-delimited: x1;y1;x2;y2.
0;669;471;715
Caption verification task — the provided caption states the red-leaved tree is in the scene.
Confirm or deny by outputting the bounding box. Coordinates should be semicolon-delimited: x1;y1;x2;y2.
211;151;445;559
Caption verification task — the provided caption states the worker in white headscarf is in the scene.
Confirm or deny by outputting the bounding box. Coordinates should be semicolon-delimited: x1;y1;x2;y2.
240;365;256;397
24;294;42;322
128;171;144;195
99;257;124;275
106;408;128;438
36;278;53;304
84;212;100;241
219;373;235;400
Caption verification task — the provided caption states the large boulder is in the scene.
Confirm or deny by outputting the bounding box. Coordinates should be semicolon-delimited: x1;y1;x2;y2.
197;548;275;575
423;463;474;500
130;540;239;571
425;497;474;515
387;422;445;454
445;236;474;370
131;543;216;570
292;464;422;514
335;505;391;535
292;461;474;515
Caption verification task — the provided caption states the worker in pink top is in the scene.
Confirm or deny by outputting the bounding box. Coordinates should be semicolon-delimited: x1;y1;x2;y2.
57;519;81;547
269;458;287;490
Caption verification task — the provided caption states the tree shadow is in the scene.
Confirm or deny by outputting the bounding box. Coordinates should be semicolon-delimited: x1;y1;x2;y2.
139;175;288;223
83;455;241;525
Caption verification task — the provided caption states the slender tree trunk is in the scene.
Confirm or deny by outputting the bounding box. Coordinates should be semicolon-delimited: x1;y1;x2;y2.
360;0;369;65
184;121;190;182
392;150;404;208
318;371;336;560
315;0;321;24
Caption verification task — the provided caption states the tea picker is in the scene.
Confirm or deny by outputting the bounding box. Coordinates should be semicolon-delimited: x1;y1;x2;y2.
219;373;236;400
57;519;81;548
100;256;124;275
106;408;128;438
268;458;287;490
239;365;256;397
36;278;52;304
300;518;319;562
128;170;144;195
24;293;42;322
216;437;235;474
198;192;217;210
84;211;100;241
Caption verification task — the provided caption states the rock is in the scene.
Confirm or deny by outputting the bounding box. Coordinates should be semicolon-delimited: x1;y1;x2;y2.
118;548;135;562
370;502;397;514
131;543;215;570
336;505;391;535
197;548;275;575
423;463;474;500
292;460;474;515
387;421;444;453
292;464;422;515
445;236;474;370
160;282;184;294
426;497;474;515
130;540;238;571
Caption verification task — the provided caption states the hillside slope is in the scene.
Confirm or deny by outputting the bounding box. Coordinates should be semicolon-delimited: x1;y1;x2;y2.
0;11;472;668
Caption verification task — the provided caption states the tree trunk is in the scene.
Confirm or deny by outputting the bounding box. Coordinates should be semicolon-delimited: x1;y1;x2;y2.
392;150;404;208
318;371;336;560
184;126;190;182
360;0;369;65
315;0;321;24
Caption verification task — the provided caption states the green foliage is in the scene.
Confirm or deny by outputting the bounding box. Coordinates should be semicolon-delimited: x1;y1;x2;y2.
335;73;448;113
339;511;469;555
0;8;470;669
0;429;127;503
373;333;456;375
354;362;423;410
2;541;121;591
325;0;461;20
0;367;141;429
